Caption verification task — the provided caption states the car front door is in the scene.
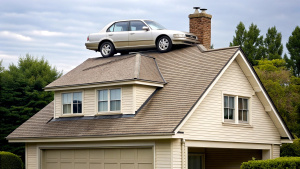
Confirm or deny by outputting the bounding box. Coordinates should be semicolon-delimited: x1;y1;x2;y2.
107;21;129;49
128;21;153;48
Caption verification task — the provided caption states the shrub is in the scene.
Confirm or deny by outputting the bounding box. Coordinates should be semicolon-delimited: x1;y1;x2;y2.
281;138;300;157
241;157;300;169
0;151;23;169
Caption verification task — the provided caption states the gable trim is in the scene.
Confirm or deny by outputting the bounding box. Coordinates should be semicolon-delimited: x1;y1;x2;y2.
237;49;293;140
173;49;239;134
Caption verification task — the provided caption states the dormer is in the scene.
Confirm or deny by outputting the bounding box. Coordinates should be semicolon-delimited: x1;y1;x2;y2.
44;53;166;118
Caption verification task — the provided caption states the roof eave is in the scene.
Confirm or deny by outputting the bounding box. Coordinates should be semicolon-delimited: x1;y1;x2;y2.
44;79;166;91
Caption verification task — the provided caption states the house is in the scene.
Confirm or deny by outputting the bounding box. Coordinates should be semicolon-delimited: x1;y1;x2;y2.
7;8;293;169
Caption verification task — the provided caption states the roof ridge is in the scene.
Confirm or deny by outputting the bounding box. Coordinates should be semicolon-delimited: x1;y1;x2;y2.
196;45;240;53
134;54;141;79
83;54;136;71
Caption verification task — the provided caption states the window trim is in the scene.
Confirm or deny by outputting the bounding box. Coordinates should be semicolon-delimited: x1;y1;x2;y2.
222;92;251;125
61;91;84;116
96;87;122;115
238;97;249;123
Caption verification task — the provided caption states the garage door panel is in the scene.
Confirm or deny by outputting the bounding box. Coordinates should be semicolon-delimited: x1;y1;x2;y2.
138;148;153;160
75;150;88;159
138;164;152;169
105;149;120;159
104;163;119;169
61;150;73;159
42;148;153;169
90;149;104;159
61;162;73;169
74;162;88;169
45;162;59;169
121;163;135;169
89;163;103;169
121;149;136;159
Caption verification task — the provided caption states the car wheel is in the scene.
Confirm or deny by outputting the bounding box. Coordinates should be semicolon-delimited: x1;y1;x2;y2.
99;41;115;57
156;36;172;53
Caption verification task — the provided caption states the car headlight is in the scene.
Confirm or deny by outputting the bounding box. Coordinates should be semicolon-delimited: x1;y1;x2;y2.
173;34;186;38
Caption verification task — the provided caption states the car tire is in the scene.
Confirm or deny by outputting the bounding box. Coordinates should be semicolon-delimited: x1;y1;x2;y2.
156;36;172;53
99;41;115;57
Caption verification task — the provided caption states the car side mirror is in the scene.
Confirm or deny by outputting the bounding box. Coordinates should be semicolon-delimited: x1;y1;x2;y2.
142;26;149;31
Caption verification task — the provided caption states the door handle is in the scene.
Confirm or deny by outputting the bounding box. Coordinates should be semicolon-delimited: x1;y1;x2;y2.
108;34;113;36
130;33;135;35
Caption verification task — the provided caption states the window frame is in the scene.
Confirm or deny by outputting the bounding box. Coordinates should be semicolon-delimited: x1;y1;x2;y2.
222;92;251;125
238;97;249;123
61;91;83;115
223;95;235;122
129;20;147;31
96;88;122;114
106;21;129;32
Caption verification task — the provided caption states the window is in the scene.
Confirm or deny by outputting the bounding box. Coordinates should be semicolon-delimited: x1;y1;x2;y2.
238;98;248;122
107;22;129;32
98;89;121;112
130;21;146;31
224;96;235;120
62;92;82;114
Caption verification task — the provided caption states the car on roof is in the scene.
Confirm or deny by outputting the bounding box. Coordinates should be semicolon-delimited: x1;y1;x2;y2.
85;19;199;57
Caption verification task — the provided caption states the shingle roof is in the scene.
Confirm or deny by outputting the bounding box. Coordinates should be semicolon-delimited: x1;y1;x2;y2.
45;53;165;89
7;45;239;139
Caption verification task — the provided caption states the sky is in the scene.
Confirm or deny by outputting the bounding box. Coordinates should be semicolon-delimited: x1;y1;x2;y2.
0;0;299;73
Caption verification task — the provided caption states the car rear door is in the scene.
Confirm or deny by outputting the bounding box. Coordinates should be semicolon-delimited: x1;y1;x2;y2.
128;21;153;47
107;21;129;49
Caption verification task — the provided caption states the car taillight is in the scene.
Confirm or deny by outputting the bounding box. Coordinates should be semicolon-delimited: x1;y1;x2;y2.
87;36;89;41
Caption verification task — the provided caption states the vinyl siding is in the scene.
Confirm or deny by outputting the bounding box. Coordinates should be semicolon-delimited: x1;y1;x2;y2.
155;140;172;169
84;88;95;116
54;92;61;118
135;85;156;110
171;139;182;169
26;143;37;169
121;85;134;114
273;145;280;158
181;60;281;144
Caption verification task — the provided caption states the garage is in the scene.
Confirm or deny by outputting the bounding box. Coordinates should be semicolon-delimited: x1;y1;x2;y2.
42;148;153;169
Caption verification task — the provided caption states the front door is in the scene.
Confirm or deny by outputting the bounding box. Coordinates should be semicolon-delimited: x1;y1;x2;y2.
188;153;205;169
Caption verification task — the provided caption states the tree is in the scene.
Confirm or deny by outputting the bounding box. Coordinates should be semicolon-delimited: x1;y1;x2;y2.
286;26;300;76
264;26;283;60
254;59;300;137
0;54;62;162
230;22;264;65
230;22;246;47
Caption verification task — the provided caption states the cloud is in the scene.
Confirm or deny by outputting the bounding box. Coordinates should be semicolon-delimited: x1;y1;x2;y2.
31;30;65;36
0;31;32;41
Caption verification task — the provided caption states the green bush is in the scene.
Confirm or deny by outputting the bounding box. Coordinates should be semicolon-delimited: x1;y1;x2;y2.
0;151;23;169
241;157;300;169
281;138;300;157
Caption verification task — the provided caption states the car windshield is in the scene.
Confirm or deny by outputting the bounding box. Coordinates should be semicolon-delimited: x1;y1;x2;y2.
144;20;166;30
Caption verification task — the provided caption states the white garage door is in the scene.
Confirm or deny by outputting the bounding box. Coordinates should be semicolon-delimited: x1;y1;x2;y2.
42;148;153;169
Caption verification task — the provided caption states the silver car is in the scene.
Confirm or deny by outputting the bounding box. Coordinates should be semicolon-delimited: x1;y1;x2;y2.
85;19;199;57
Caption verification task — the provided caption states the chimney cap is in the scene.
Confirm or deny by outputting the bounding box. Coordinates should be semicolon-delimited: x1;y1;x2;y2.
193;7;200;9
193;7;200;14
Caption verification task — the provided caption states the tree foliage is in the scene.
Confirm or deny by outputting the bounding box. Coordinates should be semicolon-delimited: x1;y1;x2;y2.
254;59;300;137
264;26;283;60
0;54;61;162
230;22;264;65
285;26;300;76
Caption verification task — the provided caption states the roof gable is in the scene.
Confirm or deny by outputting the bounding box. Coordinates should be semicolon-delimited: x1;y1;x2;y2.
174;49;293;141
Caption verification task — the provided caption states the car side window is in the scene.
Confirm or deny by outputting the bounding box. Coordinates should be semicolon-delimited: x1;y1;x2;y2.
114;22;129;32
107;24;115;32
130;21;147;31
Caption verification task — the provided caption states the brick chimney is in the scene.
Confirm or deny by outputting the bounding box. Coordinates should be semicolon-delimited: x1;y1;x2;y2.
189;7;212;49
